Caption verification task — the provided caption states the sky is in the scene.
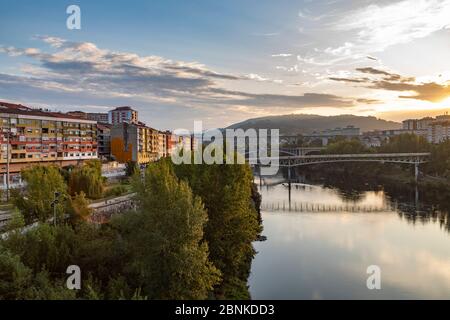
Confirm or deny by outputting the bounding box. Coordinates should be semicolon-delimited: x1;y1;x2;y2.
1;0;450;130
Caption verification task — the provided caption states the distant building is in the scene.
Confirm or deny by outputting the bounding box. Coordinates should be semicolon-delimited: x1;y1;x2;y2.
402;117;433;130
108;106;138;125
400;113;450;144
87;112;109;123
428;121;450;144
67;111;109;123
305;125;360;146
110;122;159;164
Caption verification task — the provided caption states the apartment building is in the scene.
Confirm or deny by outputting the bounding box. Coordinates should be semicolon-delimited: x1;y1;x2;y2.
110;122;159;164
97;123;111;160
0;102;98;179
87;112;109;123
401;113;450;144
158;131;167;159
67;111;109;123
108;106;138;125
402;117;434;130
428;121;450;144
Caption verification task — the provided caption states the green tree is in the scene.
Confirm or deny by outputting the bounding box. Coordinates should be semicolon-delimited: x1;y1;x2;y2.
174;156;262;299
69;192;93;223
126;160;221;299
5;209;25;232
69;164;104;199
0;247;32;299
323;138;370;154
13;166;69;223
428;140;450;178
125;160;140;177
379;133;430;153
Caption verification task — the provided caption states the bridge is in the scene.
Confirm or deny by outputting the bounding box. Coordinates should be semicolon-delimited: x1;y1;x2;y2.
250;152;431;182
261;200;392;213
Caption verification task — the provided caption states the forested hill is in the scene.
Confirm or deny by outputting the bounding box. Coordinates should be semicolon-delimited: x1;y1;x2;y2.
227;114;401;135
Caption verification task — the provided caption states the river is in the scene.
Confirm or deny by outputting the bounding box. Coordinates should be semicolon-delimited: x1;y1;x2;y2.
249;182;450;299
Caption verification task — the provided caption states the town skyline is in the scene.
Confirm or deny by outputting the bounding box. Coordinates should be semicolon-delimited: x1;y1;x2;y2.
1;0;450;130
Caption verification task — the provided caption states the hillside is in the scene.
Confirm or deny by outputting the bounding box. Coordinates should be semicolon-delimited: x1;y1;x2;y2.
227;114;401;135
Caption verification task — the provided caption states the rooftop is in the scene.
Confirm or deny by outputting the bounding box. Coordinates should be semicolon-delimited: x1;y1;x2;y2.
0;101;95;122
111;106;136;111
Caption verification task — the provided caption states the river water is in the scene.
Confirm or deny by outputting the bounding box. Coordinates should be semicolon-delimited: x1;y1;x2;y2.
249;182;450;299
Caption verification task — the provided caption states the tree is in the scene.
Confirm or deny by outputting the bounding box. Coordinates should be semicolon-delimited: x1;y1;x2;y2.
125;160;221;299
13;165;69;223
0;247;32;299
323;138;370;154
69;163;104;199
125;160;140;177
5;209;25;232
69;192;93;223
174;156;262;299
379;133;430;153
428;140;450;178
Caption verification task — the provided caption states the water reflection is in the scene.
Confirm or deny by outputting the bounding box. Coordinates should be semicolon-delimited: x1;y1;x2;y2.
249;182;450;299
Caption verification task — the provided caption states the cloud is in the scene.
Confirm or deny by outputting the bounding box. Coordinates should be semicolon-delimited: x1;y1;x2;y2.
329;66;450;103
297;0;450;68
208;88;355;108
331;0;450;53
271;53;292;57
328;77;369;83
250;32;280;37
356;98;381;105
0;36;374;128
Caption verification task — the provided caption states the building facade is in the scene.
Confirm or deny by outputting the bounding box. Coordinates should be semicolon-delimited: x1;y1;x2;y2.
402;117;434;130
428;121;450;144
157;131;167;159
87;112;109;123
97;123;111;159
110;122;160;164
67;111;109;123
1;102;98;184
108;106;138;125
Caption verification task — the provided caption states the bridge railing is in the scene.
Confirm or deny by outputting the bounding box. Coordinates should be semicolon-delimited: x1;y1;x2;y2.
249;152;431;164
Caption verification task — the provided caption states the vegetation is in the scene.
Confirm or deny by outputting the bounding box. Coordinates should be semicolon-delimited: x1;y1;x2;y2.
68;160;105;199
69;192;93;223
12;166;69;224
0;156;262;300
103;184;128;198
125;160;139;177
322;137;370;154
320;134;450;180
124;160;221;299
174;154;262;299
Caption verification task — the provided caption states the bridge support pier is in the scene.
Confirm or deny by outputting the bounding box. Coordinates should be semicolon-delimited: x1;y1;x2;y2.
414;162;419;184
287;164;292;210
